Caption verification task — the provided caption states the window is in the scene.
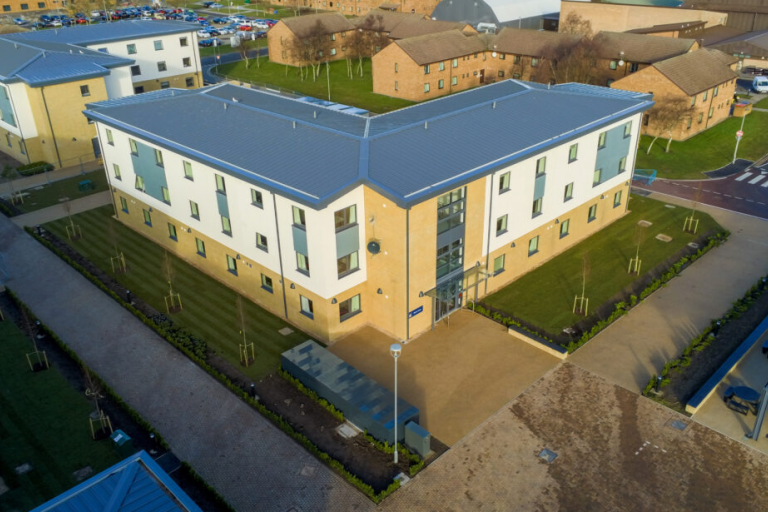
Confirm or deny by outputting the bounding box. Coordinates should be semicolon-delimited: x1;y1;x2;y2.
528;236;539;256
493;254;505;275
498;70;505;78
185;77;195;88
536;156;546;175
499;53;506;60
439;61;445;71
714;85;719;97
687;117;692;130
261;274;273;293
180;37;188;47
5;133;10;147
564;182;573;201
215;174;226;194
80;85;90;97
183;57;191;67
531;58;539;67
532;197;542;216
135;175;145;191
588;204;597;222
334;205;356;230
691;96;696;106
436;239;463;278
452;58;458;68
496;215;508;235
424;83;430;93
296;252;310;275
339;294;361;321
451;76;457;86
395;81;398;91
154;148;163;167
598;131;607;149
513;73;521;79
438;79;444;89
2;5;9;10
708;107;714;119
120;196;128;213
395;63;398;73
168;222;177;240
609;60;618;70
703;90;708;101
157;62;167;72
513;55;521;64
196;238;206;256
424;64;430;74
330;33;336;41
154;40;163;51
256;233;268;252
337;251;359;277
437;187;465;234
606;79;615;87
160;81;170;89
618;156;627;173
127;44;137;55
330;48;336;56
593;168;602;186
20;3;27;8
129;138;138;155
161;186;171;204
221;215;232;236
226;255;237;275
106;129;114;145
560;219;570;238
183;161;193;180
134;86;144;94
613;190;622;208
499;172;510;193
251;189;263;208
569;143;578;162
143;209;152;226
698;113;703;123
113;163;121;180
623;122;632;138
300;295;314;319
629;62;639;73
190;201;200;220
293;206;306;227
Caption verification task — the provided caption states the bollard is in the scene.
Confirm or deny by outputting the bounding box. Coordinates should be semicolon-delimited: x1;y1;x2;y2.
35;225;42;236
655;375;663;393
126;290;132;304
250;383;256;398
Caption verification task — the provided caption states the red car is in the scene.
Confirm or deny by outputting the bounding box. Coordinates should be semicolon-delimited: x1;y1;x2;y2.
265;20;275;27
197;16;206;21
239;24;252;31
76;17;88;23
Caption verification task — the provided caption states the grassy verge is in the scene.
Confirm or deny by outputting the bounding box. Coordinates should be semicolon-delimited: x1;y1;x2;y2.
482;195;723;335
43;206;308;380
0;318;122;511
753;96;768;108
635;111;768;179
215;58;415;113
12;170;108;214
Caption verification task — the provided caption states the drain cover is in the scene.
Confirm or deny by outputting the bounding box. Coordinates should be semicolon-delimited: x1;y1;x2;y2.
278;327;294;336
638;220;653;227
670;419;688;431
687;243;699;249
656;234;673;242
664;204;676;209
538;448;558;464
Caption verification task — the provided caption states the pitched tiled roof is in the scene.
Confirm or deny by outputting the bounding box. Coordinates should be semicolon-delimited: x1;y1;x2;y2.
699;25;745;46
388;19;473;39
352;10;427;33
394;30;486;65
710;28;768;58
491;28;582;56
594;31;697;63
653;48;737;95
281;12;355;38
626;20;705;34
85;80;652;208
4;20;198;46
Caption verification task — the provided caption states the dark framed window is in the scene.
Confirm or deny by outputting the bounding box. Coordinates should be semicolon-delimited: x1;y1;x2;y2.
131;65;141;76
251;189;263;208
157;61;167;72
496;215;508;236
339;294;361;322
300;295;314;319
154;40;164;51
261;274;273;293
560;219;570;238
143;209;152;226
221;215;232;236
292;206;306;228
185;77;194;87
127;44;137;55
196;238;206;256
528;236;539;256
120;196;128;213
337;251;359;278
564;182;573;201
256;233;268;252
226;254;237;275
436;187;465;234
180;37;189;47
569;143;578;163
190;201;200;220
168;222;177;240
334;205;356;231
215;174;226;194
297;252;310;275
80;85;90;97
493;254;505;275
588;204;597;222
436;239;463;279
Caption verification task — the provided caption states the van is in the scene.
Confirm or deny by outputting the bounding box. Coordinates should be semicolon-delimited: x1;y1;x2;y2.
753;76;768;93
476;22;497;34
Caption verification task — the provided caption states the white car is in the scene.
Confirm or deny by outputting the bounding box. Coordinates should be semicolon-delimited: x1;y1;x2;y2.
50;19;62;26
197;29;212;37
141;15;152;20
253;21;268;30
753;76;768;93
219;27;234;34
90;10;101;17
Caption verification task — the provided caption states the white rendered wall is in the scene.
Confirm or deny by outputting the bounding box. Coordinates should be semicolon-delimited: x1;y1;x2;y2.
103;65;135;98
3;83;38;138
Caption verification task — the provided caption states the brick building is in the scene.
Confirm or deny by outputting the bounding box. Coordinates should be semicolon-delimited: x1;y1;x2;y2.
611;49;738;141
1;0;55;14
625;20;707;39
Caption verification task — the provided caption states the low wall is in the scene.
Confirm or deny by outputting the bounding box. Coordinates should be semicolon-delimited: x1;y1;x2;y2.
507;325;568;360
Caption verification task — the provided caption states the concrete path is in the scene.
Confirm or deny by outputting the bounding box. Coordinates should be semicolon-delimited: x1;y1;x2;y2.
0;216;372;512
0;161;103;196
11;191;112;228
570;191;768;393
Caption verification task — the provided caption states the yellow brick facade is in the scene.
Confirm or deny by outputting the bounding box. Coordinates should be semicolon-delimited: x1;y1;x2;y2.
267;22;356;67
287;0;440;17
1;0;55;14
132;71;204;93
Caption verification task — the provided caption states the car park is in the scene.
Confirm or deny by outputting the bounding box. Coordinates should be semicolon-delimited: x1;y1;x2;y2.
198;37;221;47
238;24;252;31
13;17;27;25
50;19;62;26
197;29;212;37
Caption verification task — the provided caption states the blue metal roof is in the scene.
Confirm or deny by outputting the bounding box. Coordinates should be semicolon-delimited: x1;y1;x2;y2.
84;81;653;208
0;37;133;87
30;451;203;512
5;20;199;46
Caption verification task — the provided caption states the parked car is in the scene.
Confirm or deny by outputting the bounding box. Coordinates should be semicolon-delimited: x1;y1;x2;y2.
154;13;166;19
753;76;768;93
212;17;227;23
39;14;51;21
76;17;88;24
206;28;221;36
50;19;62;26
238;24;252;31
210;3;223;7
197;29;212;37
202;1;215;6
198;37;221;47
141;15;153;20
255;30;267;38
13;17;27;25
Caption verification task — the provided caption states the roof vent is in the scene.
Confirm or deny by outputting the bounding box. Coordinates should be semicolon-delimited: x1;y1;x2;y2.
313;110;317;119
14;43;18;49
42;51;46;58
293;121;296;129
70;49;73;54
492;101;496;109
171;90;175;96
424;121;428;130
232;97;239;103
223;103;228;110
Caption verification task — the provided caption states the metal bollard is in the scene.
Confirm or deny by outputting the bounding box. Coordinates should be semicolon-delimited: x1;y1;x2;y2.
655;375;663;393
126;290;132;304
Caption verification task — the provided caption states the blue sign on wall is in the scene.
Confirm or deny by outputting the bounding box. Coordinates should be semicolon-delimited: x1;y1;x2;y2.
408;306;423;318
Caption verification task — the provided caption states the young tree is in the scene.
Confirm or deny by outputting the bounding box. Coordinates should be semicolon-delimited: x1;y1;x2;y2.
2;165;19;204
559;11;593;37
238;35;259;69
644;97;695;154
541;35;600;85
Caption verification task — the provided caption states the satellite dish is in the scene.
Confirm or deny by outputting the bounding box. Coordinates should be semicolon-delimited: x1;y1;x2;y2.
367;240;381;255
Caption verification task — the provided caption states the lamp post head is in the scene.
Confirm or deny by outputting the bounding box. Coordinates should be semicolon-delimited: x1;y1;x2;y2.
390;343;402;359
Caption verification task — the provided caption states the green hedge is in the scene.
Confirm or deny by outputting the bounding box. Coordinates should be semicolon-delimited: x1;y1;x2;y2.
643;274;768;396
24;228;404;503
179;462;237;512
472;231;729;353
17;161;54;176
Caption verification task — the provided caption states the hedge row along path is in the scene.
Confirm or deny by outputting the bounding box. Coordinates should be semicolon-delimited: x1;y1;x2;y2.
0;211;374;511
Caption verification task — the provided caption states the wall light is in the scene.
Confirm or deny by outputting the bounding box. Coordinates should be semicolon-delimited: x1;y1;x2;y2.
290;283;296;289
331;298;337;304
377;288;383;294
510;242;516;248
418;291;424;298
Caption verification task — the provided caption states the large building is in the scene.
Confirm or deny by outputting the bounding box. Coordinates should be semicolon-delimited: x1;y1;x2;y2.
432;0;560;31
1;0;56;14
0;21;201;169
84;81;652;343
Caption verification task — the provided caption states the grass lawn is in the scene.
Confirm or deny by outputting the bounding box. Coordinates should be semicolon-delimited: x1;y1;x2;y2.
482;195;723;334
43;206;309;380
198;44;242;58
635;111;768;179
0;320;123;511
753;96;768;109
14;170;108;214
216;58;415;113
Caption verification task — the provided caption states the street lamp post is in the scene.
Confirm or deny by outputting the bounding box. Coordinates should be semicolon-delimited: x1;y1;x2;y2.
733;114;747;164
390;343;402;464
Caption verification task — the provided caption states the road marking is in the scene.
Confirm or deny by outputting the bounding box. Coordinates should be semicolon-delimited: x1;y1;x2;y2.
746;199;755;202
734;197;744;200
748;174;766;184
735;172;753;181
724;194;733;197
762;180;768;188
712;191;722;195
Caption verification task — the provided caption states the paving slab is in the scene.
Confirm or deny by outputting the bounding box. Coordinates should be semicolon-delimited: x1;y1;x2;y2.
11;191;112;227
570;192;768;393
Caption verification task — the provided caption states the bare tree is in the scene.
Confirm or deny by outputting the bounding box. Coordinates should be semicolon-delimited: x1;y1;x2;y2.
541;35;600;85
238;35;259;69
644;97;695;154
559;12;593;37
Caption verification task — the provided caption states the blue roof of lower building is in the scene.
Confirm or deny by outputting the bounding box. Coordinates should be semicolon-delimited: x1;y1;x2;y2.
5;20;199;46
30;451;203;512
84;80;653;207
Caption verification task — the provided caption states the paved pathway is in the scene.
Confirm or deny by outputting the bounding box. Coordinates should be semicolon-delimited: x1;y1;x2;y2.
0;216;373;512
0;161;103;196
570;191;768;392
11;191;112;228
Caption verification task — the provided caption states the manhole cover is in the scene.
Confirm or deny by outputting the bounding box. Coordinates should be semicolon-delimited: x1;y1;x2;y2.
669;419;688;431
656;234;673;242
664;204;676;209
638;220;653;227
336;423;359;439
687;243;699;249
278;327;294;336
299;464;317;477
538;448;558;464
15;463;32;475
394;472;411;486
